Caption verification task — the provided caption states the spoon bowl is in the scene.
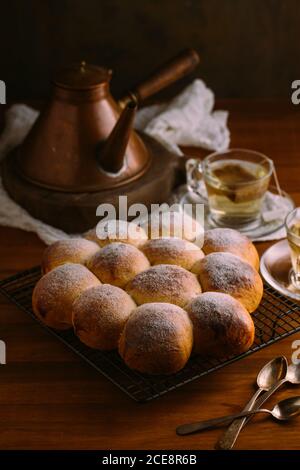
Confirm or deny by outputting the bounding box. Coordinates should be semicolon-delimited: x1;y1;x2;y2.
272;396;300;421
216;356;288;450
257;356;288;390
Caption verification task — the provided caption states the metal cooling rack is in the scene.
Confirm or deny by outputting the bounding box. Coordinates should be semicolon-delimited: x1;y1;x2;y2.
1;266;300;402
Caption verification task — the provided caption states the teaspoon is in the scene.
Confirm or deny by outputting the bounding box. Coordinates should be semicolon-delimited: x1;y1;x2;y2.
216;356;288;450
244;362;300;415
177;396;300;435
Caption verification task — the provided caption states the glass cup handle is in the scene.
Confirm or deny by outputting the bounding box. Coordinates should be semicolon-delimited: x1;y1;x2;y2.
186;158;203;196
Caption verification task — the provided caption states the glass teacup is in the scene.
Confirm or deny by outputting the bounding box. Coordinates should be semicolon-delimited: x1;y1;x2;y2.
186;149;273;228
286;208;300;290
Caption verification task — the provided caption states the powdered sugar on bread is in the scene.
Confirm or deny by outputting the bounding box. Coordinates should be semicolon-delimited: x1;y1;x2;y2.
203;228;259;270
142;237;204;270
87;242;150;287
126;264;202;307
194;252;263;313
119;302;193;374
42;238;100;273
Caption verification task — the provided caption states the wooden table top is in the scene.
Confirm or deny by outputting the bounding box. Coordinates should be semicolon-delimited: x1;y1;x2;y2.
0;99;300;450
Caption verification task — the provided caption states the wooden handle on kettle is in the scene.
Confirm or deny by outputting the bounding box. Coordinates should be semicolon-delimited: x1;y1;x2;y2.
119;48;200;107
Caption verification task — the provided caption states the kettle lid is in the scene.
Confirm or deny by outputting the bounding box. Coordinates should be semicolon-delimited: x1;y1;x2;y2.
53;61;112;89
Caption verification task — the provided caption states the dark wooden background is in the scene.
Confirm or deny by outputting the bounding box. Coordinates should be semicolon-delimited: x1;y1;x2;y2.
1;0;300;100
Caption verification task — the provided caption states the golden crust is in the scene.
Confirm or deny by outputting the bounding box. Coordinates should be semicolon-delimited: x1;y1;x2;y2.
126;264;202;308
141;237;204;271
32;263;100;329
193;252;263;313
41;238;100;274
202;228;260;270
87;242;150;288
84;220;148;248
186;292;255;357
72;284;136;350
33;221;263;375
142;211;203;243
118;302;193;375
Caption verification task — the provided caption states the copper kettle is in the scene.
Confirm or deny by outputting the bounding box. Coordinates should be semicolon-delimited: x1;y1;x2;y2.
16;49;199;192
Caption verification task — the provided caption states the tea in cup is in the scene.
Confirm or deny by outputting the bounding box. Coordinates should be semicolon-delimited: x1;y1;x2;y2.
186;149;273;228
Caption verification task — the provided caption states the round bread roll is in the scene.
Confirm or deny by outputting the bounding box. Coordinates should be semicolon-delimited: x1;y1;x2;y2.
192;252;263;313
126;264;201;307
203;228;259;270
186;292;255;357
142;211;203;243
118;303;193;375
84;219;148;248
141;237;204;270
87;242;150;287
41;238;100;274
72;284;136;350
32;263;100;330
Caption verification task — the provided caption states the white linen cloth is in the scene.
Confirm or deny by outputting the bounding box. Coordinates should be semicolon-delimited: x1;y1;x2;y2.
134;79;230;154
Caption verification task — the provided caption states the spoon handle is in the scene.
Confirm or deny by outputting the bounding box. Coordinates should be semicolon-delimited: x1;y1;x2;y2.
249;378;286;411
216;387;263;450
216;378;286;449
176;409;270;436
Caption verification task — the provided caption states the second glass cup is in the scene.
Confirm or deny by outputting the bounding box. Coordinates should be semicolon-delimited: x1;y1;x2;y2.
186;148;274;228
286;207;300;290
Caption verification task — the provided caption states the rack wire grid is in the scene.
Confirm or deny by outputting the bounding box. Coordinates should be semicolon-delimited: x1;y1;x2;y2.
0;266;300;402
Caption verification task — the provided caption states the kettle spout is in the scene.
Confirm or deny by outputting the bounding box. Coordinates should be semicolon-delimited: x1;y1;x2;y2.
99;100;137;173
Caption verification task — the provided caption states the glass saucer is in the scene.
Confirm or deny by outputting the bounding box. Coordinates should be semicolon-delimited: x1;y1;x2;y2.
170;184;294;241
260;239;300;302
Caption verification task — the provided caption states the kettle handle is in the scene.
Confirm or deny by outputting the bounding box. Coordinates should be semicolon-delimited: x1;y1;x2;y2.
119;48;200;108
